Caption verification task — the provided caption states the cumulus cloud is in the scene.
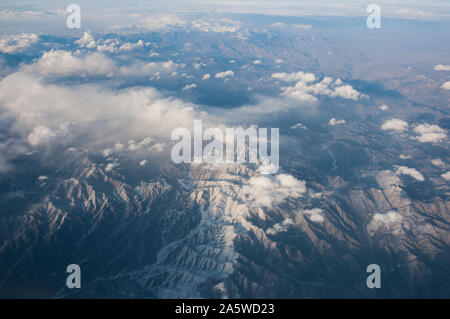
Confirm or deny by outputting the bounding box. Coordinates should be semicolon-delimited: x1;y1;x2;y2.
379;104;390;111
266;219;295;235
242;174;306;208
191;20;241;33
0;71;200;157
215;70;234;79
273;72;365;102
434;64;450;71
105;162;118;172
27;126;57;146
139;160;148;167
272;71;316;83
27;50;115;77
381;119;409;132
395;165;425;181
302;208;325;223
431;159;445;167
290;123;307;130
182;83;197;91
413;124;447;143
329;118;346;126
119;40;144;51
368;210;403;233
0;33;39;53
119;60;178;78
75;32;97;49
203;73;211;80
441;81;450;90
442;172;450;181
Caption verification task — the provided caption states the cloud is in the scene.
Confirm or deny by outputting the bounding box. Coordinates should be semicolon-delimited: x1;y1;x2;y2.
272;71;316;83
27;50;115;77
441;81;450;90
290;123;307;130
431;159;445;167
434;64;450;71
242;174;306;208
27;126;57;146
202;74;211;80
75;32;97;49
395;165;425;181
105;162;118;172
302;208;325;223
182;83;197;91
0;71;201;159
266;219;295;235
0;33;39;53
118;60;178;78
191;20;241;33
379;104;390;111
368;210;403;233
119;40;144;51
329;118;346;126
139;160;148;167
381;119;409;132
273;72;365;102
215;70;234;79
413;124;447;143
442;172;450;181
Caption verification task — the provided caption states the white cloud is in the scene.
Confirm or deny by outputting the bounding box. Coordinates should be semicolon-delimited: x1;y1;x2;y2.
105;163;118;172
242;174;306;208
37;175;48;181
0;71;201;156
442;172;450;181
431;159;445;167
434;64;450;71
441;81;450;90
215;70;234;79
202;73;211;80
302;208;325;223
272;71;316;83
395;165;425;181
290;123;307;130
27;126;56;146
253;60;262;65
119;60;178;78
399;154;412;160
191;20;241;33
0;33;39;53
381;119;409;132
139;160;148;167
329;118;346;126
379;104;390;111
368;210;402;232
266;219;295;235
75;32;97;48
273;72;364;102
413;124;447;143
119;40;144;51
28;50;115;77
182;83;197;91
